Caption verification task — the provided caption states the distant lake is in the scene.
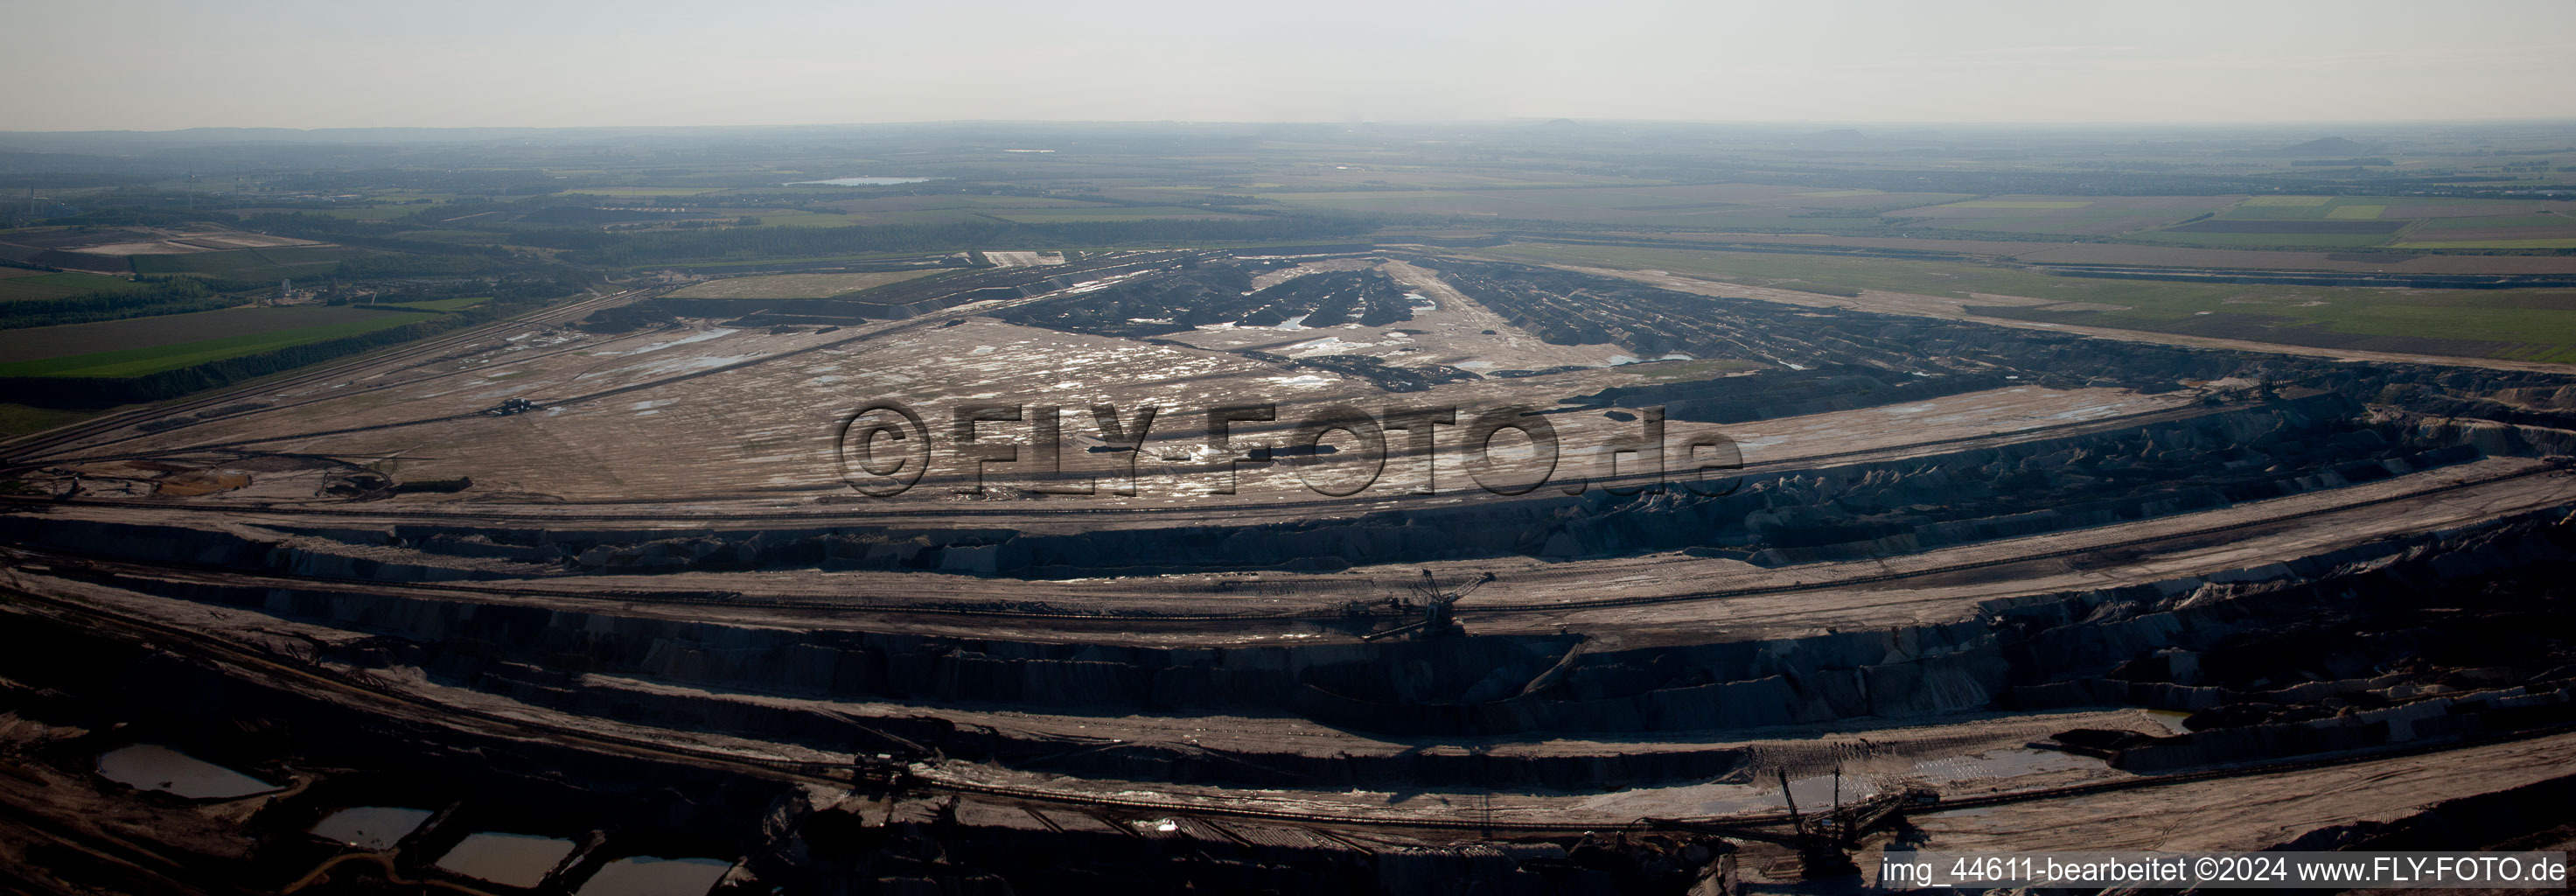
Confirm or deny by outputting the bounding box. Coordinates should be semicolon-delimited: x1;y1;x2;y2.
786;177;939;186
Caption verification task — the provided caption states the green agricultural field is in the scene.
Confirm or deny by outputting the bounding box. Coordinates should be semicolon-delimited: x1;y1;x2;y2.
0;305;436;376
317;205;422;220
2385;213;2576;248
814;194;1174;227
129;247;366;280
2217;196;2385;220
1891;194;2244;236
2123;229;2401;249
2341;197;2573;217
983;206;1264;223
829;195;1111;212
2126;194;2576;248
1938;200;2095;210
222;206;419;220
665;251;957;270
565;186;730;197
377;296;489;312
1257;189;1601;216
1487;241;2140;298
726;210;867;228
2216;195;2571;220
2392;237;2576;249
840;209;1005;225
2413;213;2576;230
0;271;145;301
0;402;103;438
667;270;942;299
2240;195;2333;207
394;229;514;245
1242;165;1651;192
1483;241;2576;362
1260;184;1972;226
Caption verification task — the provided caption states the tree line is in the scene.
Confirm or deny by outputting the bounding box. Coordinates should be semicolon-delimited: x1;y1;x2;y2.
0;278;239;330
0;253;588;330
3;290;577;407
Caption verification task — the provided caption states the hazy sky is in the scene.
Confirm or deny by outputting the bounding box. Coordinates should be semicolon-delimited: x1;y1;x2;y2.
7;0;2574;131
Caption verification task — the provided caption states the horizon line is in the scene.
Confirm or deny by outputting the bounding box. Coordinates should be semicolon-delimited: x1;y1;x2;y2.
11;116;2576;138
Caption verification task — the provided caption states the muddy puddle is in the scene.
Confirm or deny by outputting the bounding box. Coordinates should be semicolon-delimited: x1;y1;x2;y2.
94;744;279;799
1910;747;2103;783
310;806;434;850
576;856;735;896
434;832;577;888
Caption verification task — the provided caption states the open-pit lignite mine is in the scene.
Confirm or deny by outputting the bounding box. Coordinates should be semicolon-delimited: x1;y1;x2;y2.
7;248;2576;894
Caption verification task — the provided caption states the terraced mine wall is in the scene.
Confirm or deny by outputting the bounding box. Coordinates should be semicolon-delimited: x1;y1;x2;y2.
1572;366;2034;423
3;606;1735;895
0;393;2487;586
1979;518;2576;785
28;506;2571;795
10;564;2025;780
